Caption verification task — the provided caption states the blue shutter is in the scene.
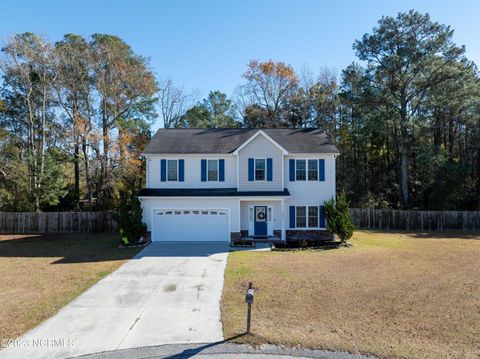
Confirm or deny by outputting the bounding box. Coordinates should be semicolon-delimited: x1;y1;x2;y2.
319;159;325;181
319;205;326;228
267;158;273;181
248;158;254;181
289;159;295;181
178;159;184;182
160;159;166;182
289;206;296;228
201;159;207;182
219;159;225;182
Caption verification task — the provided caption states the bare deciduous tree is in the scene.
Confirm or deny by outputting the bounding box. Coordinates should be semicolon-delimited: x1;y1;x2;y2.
0;33;57;211
157;78;197;128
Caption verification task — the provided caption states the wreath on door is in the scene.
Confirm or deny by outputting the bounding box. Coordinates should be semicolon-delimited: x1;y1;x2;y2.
257;210;265;220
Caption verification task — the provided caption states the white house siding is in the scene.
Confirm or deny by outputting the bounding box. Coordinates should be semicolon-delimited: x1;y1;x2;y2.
146;154;237;188
239;200;283;231
139;197;240;233
238;134;284;191
284;154;336;228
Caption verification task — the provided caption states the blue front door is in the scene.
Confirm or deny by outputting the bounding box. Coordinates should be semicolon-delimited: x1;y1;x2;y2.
254;206;267;236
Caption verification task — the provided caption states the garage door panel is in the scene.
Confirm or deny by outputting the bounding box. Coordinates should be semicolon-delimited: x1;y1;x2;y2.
153;209;229;242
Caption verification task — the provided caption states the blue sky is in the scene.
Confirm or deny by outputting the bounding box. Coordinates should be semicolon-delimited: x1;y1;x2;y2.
2;0;480;99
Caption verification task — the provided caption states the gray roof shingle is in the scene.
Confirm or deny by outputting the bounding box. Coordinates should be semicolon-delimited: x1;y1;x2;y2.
142;128;339;154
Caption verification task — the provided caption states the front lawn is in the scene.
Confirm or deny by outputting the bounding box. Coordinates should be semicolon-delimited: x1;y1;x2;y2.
0;233;141;340
222;231;480;359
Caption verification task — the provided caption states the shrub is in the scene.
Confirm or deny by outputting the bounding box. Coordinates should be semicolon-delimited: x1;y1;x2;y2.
297;238;309;248
323;192;355;244
114;193;147;245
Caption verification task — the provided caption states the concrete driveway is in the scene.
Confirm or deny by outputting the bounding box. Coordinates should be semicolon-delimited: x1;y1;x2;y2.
0;242;230;359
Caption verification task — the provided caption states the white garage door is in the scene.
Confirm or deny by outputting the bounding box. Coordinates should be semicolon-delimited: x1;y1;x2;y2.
152;209;229;242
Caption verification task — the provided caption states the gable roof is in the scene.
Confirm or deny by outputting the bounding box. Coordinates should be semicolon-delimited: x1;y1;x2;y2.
233;130;288;155
142;128;340;155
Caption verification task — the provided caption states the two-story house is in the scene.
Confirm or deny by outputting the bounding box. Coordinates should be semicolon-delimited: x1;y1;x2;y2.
138;128;339;242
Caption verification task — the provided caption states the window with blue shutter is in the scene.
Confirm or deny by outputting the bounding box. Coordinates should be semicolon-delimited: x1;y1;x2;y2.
201;159;207;182
219;159;225;182
248;158;254;181
267;158;273;181
289;206;296;228
160;159;166;182
319;205;326;228
289;159;295;181
178;159;184;182
319;159;325;181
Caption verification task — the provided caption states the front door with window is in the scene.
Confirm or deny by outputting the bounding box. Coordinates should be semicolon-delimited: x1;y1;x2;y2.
254;206;268;237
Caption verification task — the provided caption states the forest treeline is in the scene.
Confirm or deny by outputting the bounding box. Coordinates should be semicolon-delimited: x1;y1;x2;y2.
1;10;479;211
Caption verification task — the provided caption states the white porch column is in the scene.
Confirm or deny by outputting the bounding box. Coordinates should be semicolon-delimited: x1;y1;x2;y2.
281;198;286;241
238;199;242;237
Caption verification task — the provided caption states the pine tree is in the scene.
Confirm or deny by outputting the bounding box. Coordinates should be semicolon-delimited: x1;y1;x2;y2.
324;192;355;244
114;193;147;245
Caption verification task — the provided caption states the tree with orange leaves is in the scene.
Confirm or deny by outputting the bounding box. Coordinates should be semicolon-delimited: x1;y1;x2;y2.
240;59;298;128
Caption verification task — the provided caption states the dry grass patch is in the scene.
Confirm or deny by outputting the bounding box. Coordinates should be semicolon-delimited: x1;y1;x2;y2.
222;231;480;359
0;233;140;340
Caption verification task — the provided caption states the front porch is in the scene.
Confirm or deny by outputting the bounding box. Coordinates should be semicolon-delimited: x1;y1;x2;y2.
231;196;334;243
238;199;286;241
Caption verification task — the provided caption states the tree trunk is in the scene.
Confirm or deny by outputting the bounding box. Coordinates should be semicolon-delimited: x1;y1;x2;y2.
72;107;81;209
447;114;454;161
100;97;110;203
399;95;410;209
433;110;443;155
74;141;80;208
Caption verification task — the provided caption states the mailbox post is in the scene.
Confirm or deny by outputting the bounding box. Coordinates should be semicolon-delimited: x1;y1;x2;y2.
245;282;254;333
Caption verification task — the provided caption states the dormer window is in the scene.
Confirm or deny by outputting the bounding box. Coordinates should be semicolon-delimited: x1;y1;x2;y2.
255;159;266;181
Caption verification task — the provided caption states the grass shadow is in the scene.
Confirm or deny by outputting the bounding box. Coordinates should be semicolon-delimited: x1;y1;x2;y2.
0;233;141;264
357;229;480;240
407;231;480;240
0;234;233;264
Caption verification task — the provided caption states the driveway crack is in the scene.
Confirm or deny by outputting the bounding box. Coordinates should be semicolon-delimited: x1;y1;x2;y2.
115;259;185;349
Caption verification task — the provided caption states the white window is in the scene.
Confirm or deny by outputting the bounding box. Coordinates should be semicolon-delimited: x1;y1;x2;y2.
296;160;306;181
167;160;178;181
295;206;320;228
308;206;319;227
296;206;307;227
255;159;266;181
207;159;219;181
296;159;318;181
308;160;318;181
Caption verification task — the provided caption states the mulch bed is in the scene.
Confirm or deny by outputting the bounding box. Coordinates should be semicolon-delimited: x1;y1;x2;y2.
272;241;344;251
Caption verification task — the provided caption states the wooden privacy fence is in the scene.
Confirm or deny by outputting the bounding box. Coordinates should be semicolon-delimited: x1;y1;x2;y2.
2;209;480;233
349;208;480;231
0;212;117;234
